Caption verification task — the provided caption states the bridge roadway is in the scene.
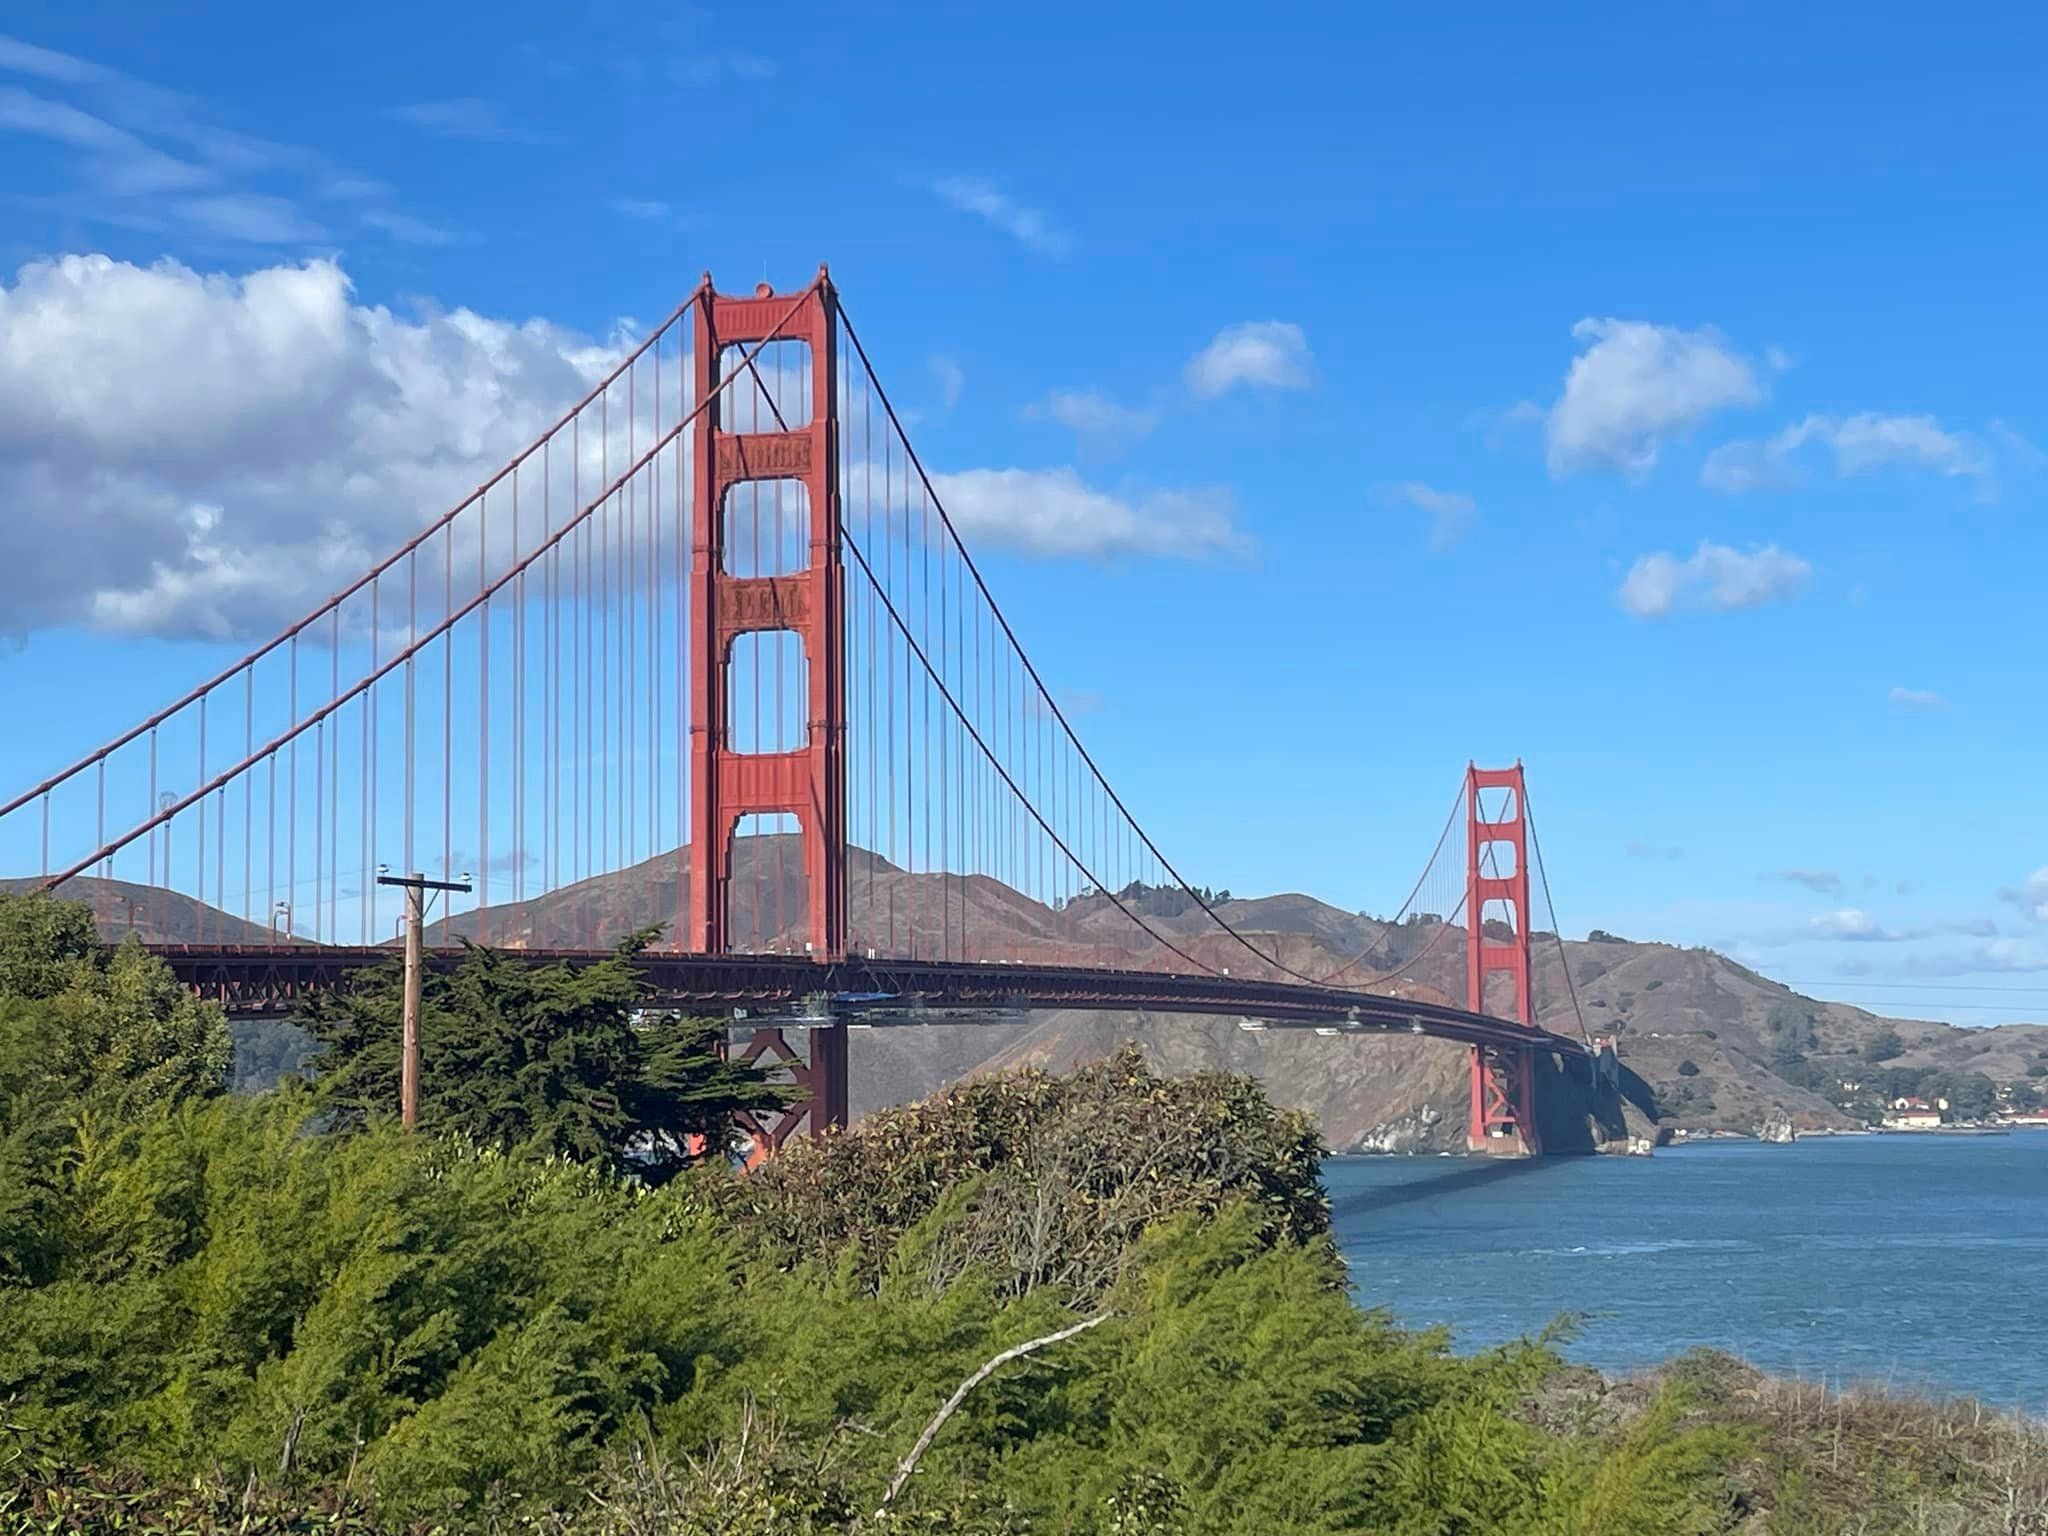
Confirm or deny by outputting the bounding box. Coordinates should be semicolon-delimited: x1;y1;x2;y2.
150;943;1590;1057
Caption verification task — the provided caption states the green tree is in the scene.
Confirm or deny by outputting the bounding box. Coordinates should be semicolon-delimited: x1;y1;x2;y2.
1861;1026;1906;1064
0;893;229;1116
1931;1070;1997;1123
1765;1001;1818;1057
299;931;788;1179
0;893;231;1287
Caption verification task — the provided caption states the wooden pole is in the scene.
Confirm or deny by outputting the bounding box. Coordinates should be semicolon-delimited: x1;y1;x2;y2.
377;868;469;1132
401;873;424;1129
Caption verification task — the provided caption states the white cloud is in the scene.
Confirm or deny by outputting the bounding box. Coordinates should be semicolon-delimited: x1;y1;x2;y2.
932;177;1070;257
387;98;536;142
1184;321;1313;400
928;354;965;410
1705;412;1994;496
0;252;625;639
1617;540;1810;619
360;208;467;247
608;197;672;221
179;193;327;244
2001;869;2048;924
0;34;104;84
1773;868;1844;894
1698;438;1793;493
1546;318;1761;477
1919;938;2048;975
927;467;1244;561
1026;390;1159;455
1889;686;1946;710
1990;419;2045;469
1735;908;2000;949
1812;908;1885;939
0;33;456;250
1809;413;1983;478
1374;481;1473;552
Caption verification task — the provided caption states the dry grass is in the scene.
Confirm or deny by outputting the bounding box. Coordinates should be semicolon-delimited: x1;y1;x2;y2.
1574;1350;2048;1534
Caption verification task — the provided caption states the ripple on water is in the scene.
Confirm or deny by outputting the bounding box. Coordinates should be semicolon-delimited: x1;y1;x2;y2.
1326;1135;2048;1413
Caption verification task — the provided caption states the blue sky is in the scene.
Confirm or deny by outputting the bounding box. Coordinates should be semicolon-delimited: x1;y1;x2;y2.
2;1;2045;1022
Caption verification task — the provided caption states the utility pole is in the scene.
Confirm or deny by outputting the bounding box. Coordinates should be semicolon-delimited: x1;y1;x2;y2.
375;869;471;1129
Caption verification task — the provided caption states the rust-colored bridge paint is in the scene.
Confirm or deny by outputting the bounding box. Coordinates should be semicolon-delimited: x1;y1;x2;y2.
688;272;849;1148
1466;762;1540;1155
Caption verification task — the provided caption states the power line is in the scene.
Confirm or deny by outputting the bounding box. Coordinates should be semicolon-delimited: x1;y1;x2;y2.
1777;979;2048;996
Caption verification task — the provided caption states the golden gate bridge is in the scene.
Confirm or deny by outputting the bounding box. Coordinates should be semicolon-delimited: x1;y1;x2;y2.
0;269;1603;1157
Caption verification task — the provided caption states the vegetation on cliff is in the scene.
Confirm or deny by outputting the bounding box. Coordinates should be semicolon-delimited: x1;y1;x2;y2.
1;892;2042;1534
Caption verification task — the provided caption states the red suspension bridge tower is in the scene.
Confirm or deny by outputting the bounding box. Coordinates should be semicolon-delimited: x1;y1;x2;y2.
1466;762;1540;1155
689;271;849;1148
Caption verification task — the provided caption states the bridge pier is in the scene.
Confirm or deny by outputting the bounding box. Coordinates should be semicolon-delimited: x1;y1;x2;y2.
728;1020;849;1164
1467;1042;1540;1156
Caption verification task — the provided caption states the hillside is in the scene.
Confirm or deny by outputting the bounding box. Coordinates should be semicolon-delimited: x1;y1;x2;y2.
30;849;2048;1148
0;875;282;946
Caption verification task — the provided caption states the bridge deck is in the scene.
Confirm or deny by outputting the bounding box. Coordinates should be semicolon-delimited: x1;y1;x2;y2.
151;943;1588;1057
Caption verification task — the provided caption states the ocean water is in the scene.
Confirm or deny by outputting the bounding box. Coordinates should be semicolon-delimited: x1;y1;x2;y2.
1327;1132;2048;1414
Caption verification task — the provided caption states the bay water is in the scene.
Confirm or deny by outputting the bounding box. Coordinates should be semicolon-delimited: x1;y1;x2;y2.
1328;1132;2048;1414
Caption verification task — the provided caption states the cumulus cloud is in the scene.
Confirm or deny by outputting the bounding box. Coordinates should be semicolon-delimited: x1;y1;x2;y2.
1810;908;1887;939
1704;412;1995;496
1184;321;1314;399
932;177;1070;257
1616;541;1810;619
926;467;1244;561
1546;318;1762;477
0;252;625;639
1889;686;1946;709
1025;390;1159;456
1373;481;1474;552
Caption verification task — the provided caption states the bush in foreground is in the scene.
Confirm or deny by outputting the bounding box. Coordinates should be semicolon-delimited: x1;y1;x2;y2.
3;896;2040;1534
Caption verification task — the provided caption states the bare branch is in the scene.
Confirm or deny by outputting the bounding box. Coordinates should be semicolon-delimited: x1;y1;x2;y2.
873;1313;1113;1516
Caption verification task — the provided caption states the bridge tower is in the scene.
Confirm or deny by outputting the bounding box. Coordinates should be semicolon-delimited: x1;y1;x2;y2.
1466;762;1540;1155
689;271;848;1152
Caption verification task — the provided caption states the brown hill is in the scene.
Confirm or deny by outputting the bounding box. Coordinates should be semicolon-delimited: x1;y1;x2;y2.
21;849;2046;1148
1;876;283;946
416;840;2048;1148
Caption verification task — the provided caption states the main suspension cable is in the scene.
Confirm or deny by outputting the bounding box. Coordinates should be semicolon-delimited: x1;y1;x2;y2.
841;307;1448;992
1523;791;1593;1047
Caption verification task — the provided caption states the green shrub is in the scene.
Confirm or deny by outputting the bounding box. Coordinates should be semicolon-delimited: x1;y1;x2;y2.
719;1046;1327;1299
